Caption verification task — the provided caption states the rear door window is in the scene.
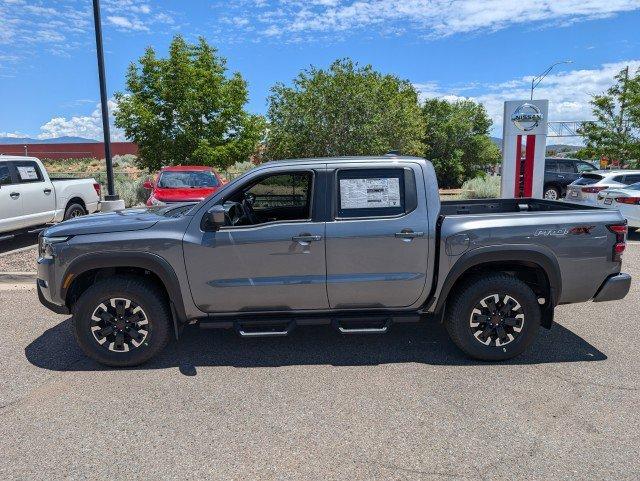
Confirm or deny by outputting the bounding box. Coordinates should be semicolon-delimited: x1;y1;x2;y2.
574;174;603;186
11;161;44;183
557;160;576;173
336;168;409;218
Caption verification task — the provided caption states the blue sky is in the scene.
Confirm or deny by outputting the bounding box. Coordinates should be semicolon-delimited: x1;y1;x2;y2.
0;0;639;143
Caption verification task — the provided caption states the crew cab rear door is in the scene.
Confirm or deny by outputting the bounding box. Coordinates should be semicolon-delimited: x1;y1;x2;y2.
183;164;330;313
325;162;430;309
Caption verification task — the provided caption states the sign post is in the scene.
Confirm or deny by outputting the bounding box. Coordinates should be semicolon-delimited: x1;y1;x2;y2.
500;100;548;199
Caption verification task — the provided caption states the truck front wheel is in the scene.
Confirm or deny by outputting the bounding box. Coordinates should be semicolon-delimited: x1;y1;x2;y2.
445;274;540;361
72;276;171;367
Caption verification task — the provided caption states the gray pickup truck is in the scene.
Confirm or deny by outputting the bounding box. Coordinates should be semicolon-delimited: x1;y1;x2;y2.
37;156;631;366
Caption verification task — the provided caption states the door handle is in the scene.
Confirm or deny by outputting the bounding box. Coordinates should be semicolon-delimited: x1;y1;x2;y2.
557;175;565;179
44;188;52;194
10;192;20;199
395;230;424;240
292;233;322;244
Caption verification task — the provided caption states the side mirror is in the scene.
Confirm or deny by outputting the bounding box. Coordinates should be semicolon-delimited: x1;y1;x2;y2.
143;178;153;190
204;205;226;231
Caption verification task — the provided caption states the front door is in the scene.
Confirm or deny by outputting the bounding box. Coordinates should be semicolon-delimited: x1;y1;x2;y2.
184;166;329;313
325;164;431;309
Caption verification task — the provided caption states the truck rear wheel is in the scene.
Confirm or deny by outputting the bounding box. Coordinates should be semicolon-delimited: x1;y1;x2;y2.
445;274;540;361
64;203;87;220
72;276;171;367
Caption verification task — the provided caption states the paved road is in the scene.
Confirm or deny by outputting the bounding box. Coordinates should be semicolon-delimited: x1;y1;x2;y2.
1;251;639;480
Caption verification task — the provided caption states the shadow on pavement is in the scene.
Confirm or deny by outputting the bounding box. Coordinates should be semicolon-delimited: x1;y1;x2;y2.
25;317;607;373
0;232;39;254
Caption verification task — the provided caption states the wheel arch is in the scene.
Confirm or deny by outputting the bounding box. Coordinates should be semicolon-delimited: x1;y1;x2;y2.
62;252;187;338
432;245;562;328
65;197;87;211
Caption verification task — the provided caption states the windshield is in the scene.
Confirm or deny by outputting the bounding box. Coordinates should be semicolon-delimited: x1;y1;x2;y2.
158;170;219;188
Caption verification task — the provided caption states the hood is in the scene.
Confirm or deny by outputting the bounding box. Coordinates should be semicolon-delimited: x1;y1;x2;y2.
44;208;162;236
154;186;217;202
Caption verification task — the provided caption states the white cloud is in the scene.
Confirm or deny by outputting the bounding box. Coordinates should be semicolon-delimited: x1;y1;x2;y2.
0;0;175;64
415;59;640;145
233;0;639;39
37;100;126;141
107;15;149;32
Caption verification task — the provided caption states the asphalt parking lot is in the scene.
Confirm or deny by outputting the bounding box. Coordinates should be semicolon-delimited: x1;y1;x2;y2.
1;248;639;480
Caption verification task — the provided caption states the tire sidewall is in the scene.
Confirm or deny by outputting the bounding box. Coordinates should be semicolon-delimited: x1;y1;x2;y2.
73;279;169;367
64;203;86;221
446;276;540;361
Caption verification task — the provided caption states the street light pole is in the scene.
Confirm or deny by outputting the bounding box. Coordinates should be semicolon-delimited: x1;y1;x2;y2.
92;0;118;201
530;60;573;100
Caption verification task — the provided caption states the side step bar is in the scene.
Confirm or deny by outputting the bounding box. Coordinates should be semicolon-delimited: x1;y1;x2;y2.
332;318;392;334
234;320;295;338
198;313;422;337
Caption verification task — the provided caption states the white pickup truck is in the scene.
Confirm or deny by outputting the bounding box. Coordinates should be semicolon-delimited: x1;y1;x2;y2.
0;156;101;236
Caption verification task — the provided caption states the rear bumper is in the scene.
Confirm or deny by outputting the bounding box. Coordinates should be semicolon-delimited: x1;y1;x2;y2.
593;273;632;302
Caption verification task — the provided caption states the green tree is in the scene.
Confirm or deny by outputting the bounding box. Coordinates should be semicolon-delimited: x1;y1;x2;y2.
115;35;265;171
265;59;424;160
577;66;640;165
421;98;500;187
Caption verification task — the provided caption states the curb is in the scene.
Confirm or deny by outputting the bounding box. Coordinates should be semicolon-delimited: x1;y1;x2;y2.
0;272;37;283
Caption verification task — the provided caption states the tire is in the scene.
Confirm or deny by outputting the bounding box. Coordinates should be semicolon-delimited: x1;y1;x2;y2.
63;203;87;220
543;186;560;200
72;276;171;367
445;273;540;361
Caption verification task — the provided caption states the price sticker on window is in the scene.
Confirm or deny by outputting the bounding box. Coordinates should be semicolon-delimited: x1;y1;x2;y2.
340;177;401;209
17;166;38;181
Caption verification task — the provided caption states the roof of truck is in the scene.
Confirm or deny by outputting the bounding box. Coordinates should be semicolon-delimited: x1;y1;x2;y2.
263;154;426;167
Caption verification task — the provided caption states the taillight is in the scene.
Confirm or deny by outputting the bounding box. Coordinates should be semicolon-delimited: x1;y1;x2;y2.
93;182;102;198
607;223;628;262
581;186;607;194
615;196;640;205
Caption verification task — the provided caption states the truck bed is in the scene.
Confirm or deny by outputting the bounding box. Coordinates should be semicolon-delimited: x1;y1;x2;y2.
440;198;601;216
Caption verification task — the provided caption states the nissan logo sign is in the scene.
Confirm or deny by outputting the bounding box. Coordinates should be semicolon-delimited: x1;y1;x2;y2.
511;103;543;131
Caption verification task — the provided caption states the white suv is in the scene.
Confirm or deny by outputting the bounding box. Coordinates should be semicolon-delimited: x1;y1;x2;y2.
565;170;640;206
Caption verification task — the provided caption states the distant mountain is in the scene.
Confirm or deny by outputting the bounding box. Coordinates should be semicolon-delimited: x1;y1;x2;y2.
0;136;98;145
490;137;581;155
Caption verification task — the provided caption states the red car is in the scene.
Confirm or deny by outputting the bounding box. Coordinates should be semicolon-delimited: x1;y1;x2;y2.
144;166;225;206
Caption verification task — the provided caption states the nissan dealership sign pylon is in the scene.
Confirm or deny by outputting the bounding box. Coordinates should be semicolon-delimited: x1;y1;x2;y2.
500;100;549;199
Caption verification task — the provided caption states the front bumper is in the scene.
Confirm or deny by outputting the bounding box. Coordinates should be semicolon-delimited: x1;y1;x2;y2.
37;257;69;314
593;273;632;302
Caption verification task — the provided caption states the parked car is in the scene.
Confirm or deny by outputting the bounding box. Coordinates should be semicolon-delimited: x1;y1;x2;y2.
597;182;640;229
543;157;598;200
0;156;100;236
565;170;640;206
144;166;224;206
37;155;630;367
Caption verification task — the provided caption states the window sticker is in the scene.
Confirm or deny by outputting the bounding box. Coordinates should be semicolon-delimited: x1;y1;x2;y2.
17;166;38;181
340;177;400;209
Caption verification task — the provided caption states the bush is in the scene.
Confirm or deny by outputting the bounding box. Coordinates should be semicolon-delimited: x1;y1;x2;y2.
114;177;148;208
459;175;501;199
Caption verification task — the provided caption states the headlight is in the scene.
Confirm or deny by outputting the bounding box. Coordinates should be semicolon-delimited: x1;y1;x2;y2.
149;196;166;206
38;236;70;259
